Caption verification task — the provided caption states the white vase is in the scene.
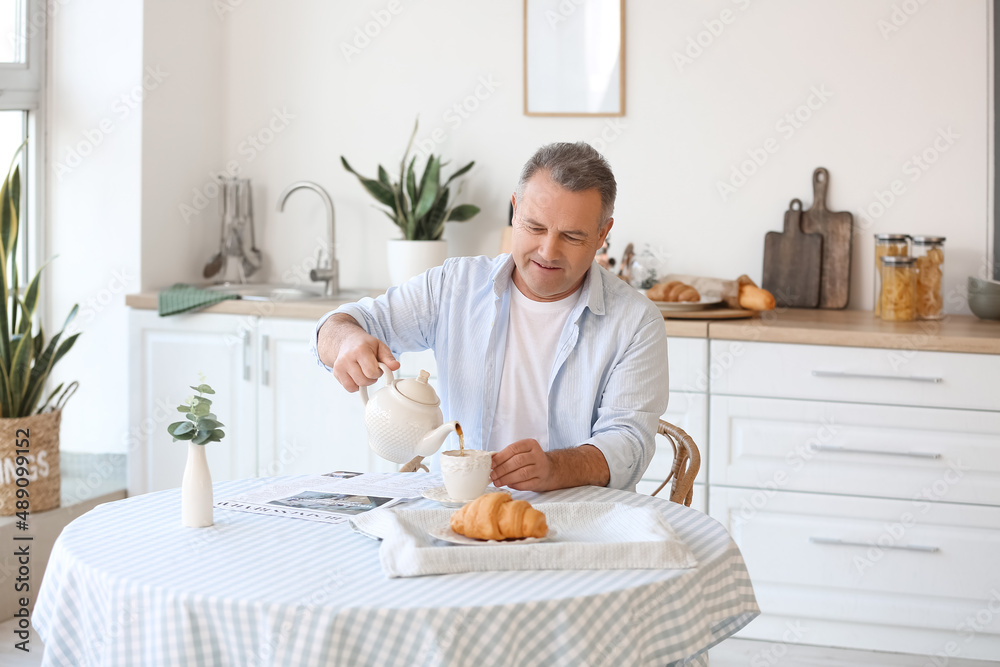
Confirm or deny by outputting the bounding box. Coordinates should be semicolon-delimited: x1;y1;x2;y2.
181;443;214;527
386;239;448;286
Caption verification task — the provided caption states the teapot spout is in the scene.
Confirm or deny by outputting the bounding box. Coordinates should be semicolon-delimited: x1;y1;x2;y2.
417;421;460;458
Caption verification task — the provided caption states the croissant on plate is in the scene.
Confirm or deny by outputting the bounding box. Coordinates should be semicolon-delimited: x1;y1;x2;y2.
450;492;548;540
647;280;701;303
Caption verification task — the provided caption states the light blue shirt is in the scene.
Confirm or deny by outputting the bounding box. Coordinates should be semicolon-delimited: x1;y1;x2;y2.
316;254;670;491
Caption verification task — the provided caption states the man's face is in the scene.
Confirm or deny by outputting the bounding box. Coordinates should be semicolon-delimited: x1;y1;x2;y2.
510;170;613;302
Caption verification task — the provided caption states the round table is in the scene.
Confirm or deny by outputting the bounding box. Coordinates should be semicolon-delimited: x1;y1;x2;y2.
34;477;758;666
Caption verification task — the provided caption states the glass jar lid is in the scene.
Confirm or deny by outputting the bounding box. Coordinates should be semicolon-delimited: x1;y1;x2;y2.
911;235;946;245
880;255;916;266
874;233;910;242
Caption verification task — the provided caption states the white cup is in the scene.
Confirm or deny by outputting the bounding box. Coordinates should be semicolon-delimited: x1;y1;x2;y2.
440;450;492;502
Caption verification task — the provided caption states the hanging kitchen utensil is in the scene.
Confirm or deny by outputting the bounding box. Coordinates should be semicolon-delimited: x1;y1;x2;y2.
801;167;853;309
241;179;262;278
762;198;823;308
202;176;228;279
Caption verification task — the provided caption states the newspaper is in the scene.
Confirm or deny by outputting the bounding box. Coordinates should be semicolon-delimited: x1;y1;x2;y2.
214;471;443;525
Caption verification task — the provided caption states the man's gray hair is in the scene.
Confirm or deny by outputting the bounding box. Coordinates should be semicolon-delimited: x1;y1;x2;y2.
515;142;616;227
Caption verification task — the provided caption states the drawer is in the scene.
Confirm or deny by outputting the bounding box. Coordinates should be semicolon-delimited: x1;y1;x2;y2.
709;341;1000;411
709;396;1000;505
666;336;708;394
636;480;707;514
647;391;708;483
710;488;1000;659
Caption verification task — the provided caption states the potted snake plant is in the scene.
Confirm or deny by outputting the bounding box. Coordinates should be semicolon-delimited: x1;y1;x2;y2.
341;118;481;286
0;142;80;515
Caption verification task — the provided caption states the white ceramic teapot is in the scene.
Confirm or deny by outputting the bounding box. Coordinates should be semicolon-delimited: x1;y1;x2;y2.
359;363;459;463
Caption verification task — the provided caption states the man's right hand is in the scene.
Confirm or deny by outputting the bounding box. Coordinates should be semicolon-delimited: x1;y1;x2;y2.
317;313;400;392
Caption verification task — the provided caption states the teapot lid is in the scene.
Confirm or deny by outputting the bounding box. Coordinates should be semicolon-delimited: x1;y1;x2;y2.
395;370;440;406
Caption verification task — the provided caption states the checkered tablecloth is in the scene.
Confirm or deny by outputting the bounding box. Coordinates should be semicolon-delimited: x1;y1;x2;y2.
33;477;758;666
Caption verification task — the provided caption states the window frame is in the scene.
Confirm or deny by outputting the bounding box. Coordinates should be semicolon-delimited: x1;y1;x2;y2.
0;0;46;283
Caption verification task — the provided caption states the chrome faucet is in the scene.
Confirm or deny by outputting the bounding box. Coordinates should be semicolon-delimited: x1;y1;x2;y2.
276;181;339;297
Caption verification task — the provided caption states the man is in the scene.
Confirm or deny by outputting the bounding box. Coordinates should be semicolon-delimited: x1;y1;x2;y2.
316;142;669;492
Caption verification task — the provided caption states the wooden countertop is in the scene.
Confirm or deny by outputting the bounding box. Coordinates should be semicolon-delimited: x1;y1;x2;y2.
709;308;1000;354
126;293;1000;353
126;291;710;338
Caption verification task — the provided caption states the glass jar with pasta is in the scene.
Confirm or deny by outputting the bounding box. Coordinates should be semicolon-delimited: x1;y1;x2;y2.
880;255;917;321
911;235;945;320
874;234;910;317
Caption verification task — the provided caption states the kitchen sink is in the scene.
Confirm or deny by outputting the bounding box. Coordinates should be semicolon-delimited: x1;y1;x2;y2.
204;283;368;301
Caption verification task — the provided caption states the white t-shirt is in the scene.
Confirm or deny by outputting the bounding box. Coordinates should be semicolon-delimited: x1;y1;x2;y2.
486;284;580;452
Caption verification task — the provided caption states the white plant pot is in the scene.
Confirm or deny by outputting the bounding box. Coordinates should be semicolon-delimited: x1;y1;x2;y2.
181;442;214;527
387;239;448;287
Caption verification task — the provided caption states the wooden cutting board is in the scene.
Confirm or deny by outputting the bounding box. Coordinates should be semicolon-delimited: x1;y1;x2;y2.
801;167;853;309
762;199;823;308
661;307;755;320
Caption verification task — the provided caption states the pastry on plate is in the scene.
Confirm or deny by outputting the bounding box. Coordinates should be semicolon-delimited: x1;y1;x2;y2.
450;492;548;540
647;280;701;303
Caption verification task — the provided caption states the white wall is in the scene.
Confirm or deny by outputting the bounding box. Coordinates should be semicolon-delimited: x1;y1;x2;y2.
47;0;143;454
190;0;988;313
45;0;991;454
140;2;225;290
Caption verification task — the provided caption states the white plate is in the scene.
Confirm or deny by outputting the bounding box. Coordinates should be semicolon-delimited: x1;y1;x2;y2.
650;297;723;312
427;523;555;546
421;486;501;508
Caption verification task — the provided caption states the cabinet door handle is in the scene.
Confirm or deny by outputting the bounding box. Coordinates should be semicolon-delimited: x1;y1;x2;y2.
811;370;943;384
261;335;270;387
809;536;940;553
242;331;251;381
813;444;942;460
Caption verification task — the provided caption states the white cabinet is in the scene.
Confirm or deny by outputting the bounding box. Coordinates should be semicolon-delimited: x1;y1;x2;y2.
128;310;393;495
636;336;709;513
710;487;1000;659
707;339;1000;660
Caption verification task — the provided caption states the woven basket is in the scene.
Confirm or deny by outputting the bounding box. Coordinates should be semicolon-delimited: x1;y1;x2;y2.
0;410;61;515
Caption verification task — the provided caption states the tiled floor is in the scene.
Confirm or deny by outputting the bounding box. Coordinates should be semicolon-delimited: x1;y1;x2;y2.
709;638;997;666
5;625;995;667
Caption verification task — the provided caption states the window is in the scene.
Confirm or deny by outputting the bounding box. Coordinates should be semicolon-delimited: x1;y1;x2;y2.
0;0;44;283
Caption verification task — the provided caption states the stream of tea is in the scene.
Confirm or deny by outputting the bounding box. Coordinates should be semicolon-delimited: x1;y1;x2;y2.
456;423;464;455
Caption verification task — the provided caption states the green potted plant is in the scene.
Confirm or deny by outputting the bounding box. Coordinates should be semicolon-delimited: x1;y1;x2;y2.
341;118;481;285
168;379;226;527
0;142;80;515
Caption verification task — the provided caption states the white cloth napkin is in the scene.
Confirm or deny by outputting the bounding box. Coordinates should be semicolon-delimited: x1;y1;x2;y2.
350;501;698;578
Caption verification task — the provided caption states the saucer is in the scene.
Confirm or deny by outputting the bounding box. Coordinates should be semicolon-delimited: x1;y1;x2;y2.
421;485;500;508
427;524;555;546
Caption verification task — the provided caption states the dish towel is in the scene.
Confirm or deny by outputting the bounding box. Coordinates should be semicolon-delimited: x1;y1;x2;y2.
350;502;698;578
158;283;240;316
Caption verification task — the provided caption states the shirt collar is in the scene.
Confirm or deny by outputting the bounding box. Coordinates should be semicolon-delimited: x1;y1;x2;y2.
491;254;607;317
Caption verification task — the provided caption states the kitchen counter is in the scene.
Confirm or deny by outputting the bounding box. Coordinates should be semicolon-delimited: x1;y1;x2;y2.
125;291;711;338
710;308;1000;354
126;293;1000;353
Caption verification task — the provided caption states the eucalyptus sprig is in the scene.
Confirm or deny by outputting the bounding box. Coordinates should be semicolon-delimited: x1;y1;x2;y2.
167;382;226;445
